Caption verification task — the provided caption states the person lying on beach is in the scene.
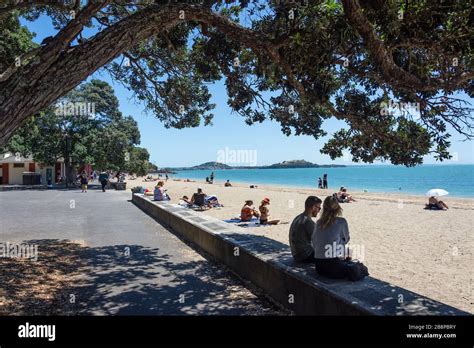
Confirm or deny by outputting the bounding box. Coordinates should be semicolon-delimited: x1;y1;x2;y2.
240;200;260;222
259;198;280;225
154;181;171;201
184;178;195;182
205;195;223;208
289;196;322;263
426;196;449;210
178;195;192;207
337;187;356;203
225;180;232;187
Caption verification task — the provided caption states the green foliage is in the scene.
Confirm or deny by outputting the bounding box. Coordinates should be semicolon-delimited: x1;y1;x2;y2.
123;147;151;176
2;80;147;175
3;1;473;166
0;11;37;72
104;1;472;166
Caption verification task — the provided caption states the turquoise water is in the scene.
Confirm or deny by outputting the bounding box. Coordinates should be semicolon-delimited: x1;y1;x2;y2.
173;165;474;198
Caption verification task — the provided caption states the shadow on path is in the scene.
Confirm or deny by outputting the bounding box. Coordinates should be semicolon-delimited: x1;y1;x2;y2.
0;239;282;315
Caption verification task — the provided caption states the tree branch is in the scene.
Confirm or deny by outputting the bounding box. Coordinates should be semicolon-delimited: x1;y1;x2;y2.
341;0;473;92
0;0;74;18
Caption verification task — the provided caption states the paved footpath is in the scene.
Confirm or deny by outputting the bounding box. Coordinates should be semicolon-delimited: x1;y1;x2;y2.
0;187;284;315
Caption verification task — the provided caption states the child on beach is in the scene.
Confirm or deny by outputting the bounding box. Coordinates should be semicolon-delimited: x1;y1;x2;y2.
259;198;280;225
240;200;260;222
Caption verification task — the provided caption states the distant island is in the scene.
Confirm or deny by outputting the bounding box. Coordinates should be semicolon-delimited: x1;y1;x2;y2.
164;160;345;171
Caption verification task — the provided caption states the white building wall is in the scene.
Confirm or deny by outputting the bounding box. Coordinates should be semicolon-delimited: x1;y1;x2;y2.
0;161;64;185
9;163;27;185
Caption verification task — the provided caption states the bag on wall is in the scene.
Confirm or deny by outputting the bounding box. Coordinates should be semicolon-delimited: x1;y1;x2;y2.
346;260;369;281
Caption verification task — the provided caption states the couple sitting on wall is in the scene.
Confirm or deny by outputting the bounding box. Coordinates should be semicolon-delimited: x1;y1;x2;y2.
289;195;369;281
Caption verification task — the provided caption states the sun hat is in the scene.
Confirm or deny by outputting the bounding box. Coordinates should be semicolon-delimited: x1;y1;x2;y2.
262;197;270;204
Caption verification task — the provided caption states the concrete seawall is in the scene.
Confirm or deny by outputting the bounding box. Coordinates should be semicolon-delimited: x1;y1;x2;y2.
132;193;469;316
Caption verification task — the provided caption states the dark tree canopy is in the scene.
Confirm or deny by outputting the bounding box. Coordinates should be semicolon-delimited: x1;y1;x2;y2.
0;0;472;166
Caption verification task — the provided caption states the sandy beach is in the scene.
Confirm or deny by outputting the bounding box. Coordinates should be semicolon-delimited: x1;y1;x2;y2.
127;176;473;313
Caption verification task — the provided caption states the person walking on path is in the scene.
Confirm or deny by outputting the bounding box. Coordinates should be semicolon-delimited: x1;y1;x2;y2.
99;171;109;192
80;171;88;193
323;174;328;189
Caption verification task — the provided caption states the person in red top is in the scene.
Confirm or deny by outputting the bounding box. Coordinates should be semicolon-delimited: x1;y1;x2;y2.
240;200;260;222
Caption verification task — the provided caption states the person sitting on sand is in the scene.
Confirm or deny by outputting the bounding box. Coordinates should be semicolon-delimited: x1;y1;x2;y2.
337;187;356;203
259;198;280;225
312;195;367;280
191;187;207;208
225;180;232;187
289;196;322;263
426;196;449;210
241;200;260;222
154;181;170;201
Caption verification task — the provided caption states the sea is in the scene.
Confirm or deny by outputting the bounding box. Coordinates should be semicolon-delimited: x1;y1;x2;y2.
172;164;474;198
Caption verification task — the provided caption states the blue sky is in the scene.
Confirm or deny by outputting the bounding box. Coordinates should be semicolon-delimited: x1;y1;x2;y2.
21;15;474;167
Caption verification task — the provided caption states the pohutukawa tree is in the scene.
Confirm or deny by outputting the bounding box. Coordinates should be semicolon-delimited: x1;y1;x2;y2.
0;0;472;166
1;79;151;182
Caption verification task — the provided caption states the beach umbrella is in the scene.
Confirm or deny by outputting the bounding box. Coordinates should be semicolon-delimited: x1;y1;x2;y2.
425;188;449;197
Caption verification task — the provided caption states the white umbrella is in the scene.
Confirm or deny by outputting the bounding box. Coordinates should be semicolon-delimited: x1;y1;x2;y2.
426;188;449;197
